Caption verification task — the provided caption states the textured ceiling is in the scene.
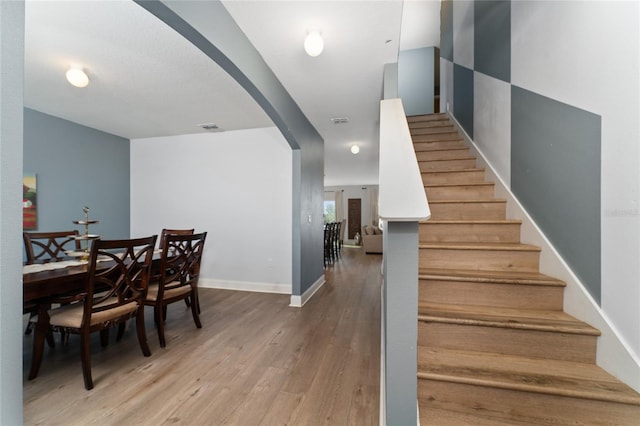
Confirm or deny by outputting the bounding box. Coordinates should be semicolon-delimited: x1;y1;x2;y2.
24;0;441;186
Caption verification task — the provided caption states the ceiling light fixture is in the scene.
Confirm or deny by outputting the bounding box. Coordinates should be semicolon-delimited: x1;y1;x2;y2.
66;65;89;88
304;29;324;57
350;144;360;155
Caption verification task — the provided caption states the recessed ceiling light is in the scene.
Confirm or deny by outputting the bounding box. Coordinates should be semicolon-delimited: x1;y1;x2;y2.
350;145;360;154
66;65;89;88
304;29;324;57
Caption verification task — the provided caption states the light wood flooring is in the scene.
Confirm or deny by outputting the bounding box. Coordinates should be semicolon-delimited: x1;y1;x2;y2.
23;247;382;426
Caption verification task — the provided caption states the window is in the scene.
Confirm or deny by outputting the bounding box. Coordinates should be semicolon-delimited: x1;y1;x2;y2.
323;200;336;223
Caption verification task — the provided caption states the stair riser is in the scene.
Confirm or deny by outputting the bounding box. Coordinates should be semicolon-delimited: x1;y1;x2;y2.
409;126;455;135
413;134;462;143
411;129;460;138
418;158;477;171
414;140;465;151
412;133;463;143
419;280;564;310
419;380;640;425
420;222;521;243
421;170;485;185
429;202;506;220
418;322;597;363
408;114;448;123
416;149;469;161
425;184;495;201
409;121;453;130
420;247;540;273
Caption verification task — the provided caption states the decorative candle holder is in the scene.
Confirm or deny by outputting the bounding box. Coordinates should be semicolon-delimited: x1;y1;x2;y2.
72;206;100;260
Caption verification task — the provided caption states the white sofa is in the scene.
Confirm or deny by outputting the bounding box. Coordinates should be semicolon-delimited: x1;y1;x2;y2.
361;225;383;254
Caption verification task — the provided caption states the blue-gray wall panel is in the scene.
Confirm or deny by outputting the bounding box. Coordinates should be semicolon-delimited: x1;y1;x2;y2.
453;64;474;138
23;109;130;241
474;0;510;83
398;47;434;116
440;0;453;61
511;86;601;303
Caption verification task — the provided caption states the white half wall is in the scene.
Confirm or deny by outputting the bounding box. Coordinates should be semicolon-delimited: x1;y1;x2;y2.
130;127;292;293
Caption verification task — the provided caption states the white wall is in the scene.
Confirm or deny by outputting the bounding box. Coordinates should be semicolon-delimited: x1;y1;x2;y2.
130;127;292;294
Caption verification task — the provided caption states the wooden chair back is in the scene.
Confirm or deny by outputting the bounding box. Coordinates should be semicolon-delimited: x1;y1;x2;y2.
157;232;207;303
158;228;194;250
23;230;81;264
84;235;157;329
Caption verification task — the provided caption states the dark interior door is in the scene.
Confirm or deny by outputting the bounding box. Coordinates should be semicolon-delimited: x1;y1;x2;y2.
348;198;361;240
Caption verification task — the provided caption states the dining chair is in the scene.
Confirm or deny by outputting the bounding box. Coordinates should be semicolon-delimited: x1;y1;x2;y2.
158;228;195;308
23;230;81;338
29;235;157;390
23;230;81;264
145;232;207;348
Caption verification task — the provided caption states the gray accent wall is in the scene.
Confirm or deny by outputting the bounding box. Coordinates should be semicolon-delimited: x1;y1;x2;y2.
474;0;510;83
511;87;601;303
398;47;435;116
453;64;474;138
23;108;130;240
135;0;325;297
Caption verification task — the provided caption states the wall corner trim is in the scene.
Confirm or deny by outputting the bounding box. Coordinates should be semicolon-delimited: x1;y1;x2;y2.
290;275;325;307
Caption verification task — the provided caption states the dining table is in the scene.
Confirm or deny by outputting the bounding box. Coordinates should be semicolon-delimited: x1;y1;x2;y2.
23;251;162;380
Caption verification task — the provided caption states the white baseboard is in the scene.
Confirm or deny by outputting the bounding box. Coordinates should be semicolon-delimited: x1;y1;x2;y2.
448;113;640;393
289;275;325;307
199;278;290;294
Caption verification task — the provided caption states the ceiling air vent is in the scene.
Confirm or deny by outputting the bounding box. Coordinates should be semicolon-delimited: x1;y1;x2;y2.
330;117;349;124
198;123;223;132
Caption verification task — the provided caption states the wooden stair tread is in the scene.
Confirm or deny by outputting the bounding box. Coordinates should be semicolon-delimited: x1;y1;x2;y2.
418;267;565;287
418;302;600;336
425;182;494;188
415;146;469;153
428;198;506;204
422;168;484;174
418;348;640;406
410;128;456;135
420;242;541;252
421;219;521;225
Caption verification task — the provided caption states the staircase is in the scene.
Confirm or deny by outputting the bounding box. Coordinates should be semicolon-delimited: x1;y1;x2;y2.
411;113;640;425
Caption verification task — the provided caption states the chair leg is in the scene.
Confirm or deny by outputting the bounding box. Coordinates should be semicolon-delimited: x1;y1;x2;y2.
80;330;94;390
116;322;126;342
29;306;51;380
190;291;202;329
45;328;56;348
100;329;109;347
25;312;36;335
135;308;151;356
155;305;167;348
